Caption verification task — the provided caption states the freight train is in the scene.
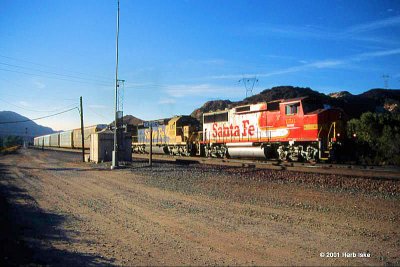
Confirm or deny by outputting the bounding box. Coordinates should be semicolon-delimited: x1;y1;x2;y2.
133;97;344;161
33;97;344;162
34;124;107;149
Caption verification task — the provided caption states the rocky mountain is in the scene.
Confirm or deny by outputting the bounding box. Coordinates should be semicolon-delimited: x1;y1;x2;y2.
359;89;400;113
110;115;143;126
333;88;400;116
0;111;55;137
328;91;352;98
190;100;232;120
120;115;143;126
238;86;332;106
190;86;400;120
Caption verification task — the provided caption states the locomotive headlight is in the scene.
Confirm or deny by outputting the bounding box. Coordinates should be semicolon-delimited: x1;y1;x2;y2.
353;133;357;138
337;133;340;137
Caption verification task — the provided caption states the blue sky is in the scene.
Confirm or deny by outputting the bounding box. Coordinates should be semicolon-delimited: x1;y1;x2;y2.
0;0;399;131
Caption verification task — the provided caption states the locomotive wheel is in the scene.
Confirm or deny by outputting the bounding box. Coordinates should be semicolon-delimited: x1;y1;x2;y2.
288;153;299;162
224;151;231;159
277;146;287;161
278;150;287;161
220;145;228;158
205;148;211;158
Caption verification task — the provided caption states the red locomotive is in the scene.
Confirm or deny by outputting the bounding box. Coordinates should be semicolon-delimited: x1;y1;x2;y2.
201;97;344;161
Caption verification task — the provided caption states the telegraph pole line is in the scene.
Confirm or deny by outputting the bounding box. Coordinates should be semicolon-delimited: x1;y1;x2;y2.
112;0;120;170
80;96;85;162
149;125;153;167
24;127;28;148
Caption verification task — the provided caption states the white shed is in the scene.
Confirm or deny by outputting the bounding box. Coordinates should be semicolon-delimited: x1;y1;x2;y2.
90;129;132;163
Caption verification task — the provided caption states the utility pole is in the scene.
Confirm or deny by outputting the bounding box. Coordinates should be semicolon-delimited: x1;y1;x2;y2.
24;127;28;148
238;77;259;98
80;96;85;162
112;0;120;170
149;125;153;167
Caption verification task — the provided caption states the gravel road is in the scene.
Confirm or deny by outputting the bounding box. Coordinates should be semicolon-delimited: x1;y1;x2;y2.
0;148;399;266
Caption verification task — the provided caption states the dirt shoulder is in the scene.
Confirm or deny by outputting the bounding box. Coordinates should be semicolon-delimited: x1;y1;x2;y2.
0;148;399;266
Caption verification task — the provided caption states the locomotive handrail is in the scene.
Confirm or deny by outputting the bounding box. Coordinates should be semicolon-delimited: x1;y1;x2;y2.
327;122;336;142
317;125;323;138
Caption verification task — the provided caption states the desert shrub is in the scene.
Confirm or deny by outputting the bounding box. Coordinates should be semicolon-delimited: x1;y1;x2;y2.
346;112;400;165
1;136;23;148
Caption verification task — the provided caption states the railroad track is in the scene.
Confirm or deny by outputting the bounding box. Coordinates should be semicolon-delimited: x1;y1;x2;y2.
30;147;400;180
132;153;400;180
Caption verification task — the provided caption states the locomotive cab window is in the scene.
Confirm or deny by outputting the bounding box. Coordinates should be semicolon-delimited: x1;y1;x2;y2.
285;103;300;115
267;101;280;111
235;106;250;113
203;112;228;123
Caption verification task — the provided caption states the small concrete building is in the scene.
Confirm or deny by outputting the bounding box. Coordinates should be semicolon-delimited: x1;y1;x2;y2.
90;129;132;163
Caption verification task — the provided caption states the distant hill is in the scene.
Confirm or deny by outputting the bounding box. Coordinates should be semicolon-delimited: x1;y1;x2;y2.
190;86;400;120
238;86;332;105
110;115;143;126
359;88;400;113
332;88;400;116
190;100;232;120
328;91;352;99
0;111;55;137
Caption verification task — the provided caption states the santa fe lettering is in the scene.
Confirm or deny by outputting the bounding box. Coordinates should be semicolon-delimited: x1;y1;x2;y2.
212;120;255;138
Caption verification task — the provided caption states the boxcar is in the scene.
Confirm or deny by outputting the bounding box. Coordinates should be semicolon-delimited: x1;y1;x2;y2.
37;136;44;147
59;130;73;148
43;135;51;147
33;137;39;147
49;133;60;147
72;124;107;149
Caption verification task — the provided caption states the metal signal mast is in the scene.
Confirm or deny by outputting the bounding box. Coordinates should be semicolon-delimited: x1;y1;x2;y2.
112;0;121;169
238;77;259;98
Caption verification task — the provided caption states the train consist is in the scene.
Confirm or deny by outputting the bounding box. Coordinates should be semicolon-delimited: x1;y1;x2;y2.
133;97;344;161
132;116;200;156
33;97;344;161
34;124;107;149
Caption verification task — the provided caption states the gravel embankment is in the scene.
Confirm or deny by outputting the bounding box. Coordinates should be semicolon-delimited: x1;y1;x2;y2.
0;149;399;266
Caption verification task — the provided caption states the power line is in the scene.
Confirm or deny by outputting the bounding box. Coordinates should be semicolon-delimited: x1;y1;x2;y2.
0;54;112;81
0;98;78;113
86;106;110;121
0;68;112;87
0;81;79;102
0;107;78;124
0;62;112;85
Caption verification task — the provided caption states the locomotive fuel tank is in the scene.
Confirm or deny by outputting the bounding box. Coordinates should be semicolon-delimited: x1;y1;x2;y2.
226;142;267;158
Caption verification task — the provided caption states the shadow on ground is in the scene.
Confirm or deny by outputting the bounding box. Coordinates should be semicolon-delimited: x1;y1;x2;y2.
0;161;115;266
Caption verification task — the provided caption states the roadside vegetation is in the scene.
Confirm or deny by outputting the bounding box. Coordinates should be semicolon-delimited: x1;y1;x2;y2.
0;136;22;154
347;112;400;165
